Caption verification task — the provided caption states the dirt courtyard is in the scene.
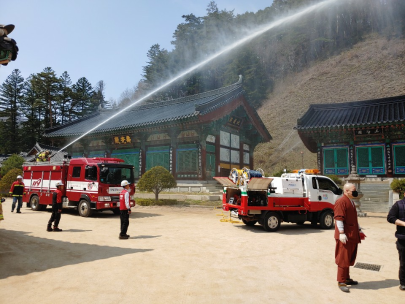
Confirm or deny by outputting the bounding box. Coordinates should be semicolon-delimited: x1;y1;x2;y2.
0;203;403;304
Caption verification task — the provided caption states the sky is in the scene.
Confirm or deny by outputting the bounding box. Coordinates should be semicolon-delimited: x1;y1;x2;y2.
1;0;273;102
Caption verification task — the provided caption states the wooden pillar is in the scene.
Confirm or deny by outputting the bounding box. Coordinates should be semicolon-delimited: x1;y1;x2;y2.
79;139;89;157
140;134;147;176
215;134;221;176
239;141;244;169
101;136;113;158
169;129;180;178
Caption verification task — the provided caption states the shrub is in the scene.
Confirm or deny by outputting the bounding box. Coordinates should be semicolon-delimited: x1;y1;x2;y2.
272;169;292;177
137;166;177;201
391;179;405;199
135;198;178;206
0;168;23;196
0;154;24;177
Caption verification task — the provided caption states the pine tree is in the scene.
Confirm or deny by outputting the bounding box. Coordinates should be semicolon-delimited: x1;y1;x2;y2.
58;71;73;124
94;80;106;108
72;77;95;117
0;69;24;153
20;76;44;150
30;67;61;129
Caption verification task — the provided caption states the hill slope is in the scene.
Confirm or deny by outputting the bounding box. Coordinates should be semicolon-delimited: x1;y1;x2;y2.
254;34;405;174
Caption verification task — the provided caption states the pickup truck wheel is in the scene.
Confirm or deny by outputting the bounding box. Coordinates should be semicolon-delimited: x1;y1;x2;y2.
320;211;334;229
263;212;281;232
30;195;41;211
78;200;92;217
242;219;257;226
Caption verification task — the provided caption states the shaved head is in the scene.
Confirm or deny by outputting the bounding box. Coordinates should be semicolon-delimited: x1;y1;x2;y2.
344;183;355;191
343;183;357;199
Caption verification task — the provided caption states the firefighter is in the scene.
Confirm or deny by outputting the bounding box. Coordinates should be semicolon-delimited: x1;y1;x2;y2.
10;175;25;213
119;180;131;239
0;197;5;221
47;181;64;232
36;150;50;162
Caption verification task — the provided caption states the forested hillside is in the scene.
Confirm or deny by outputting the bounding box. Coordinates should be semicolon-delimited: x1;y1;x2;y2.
255;34;405;174
1;0;404;168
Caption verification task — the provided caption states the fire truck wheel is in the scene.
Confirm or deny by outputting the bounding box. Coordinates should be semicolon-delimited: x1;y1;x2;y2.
242;219;257;226
30;195;41;211
263;212;281;232
320;211;334;229
78;200;92;217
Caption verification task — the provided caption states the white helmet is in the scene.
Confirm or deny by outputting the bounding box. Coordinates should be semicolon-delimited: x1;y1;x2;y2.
55;181;64;187
17;175;23;179
121;180;129;187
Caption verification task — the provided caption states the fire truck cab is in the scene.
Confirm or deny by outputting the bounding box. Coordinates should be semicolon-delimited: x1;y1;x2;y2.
23;157;136;217
215;169;342;232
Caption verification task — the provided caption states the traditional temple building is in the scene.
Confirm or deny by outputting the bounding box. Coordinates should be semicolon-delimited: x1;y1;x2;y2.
296;95;405;177
44;77;272;180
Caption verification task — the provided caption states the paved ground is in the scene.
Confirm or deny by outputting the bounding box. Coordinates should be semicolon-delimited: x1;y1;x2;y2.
0;200;404;304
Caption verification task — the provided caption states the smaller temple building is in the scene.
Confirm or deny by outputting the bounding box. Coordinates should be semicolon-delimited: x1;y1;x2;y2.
44;77;271;181
296;95;405;177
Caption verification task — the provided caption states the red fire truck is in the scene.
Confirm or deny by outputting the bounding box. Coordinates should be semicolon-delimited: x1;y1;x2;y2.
22;157;135;217
214;169;343;232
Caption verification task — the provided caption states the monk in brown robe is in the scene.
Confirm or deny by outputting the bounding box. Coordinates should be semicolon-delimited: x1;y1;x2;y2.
334;183;364;292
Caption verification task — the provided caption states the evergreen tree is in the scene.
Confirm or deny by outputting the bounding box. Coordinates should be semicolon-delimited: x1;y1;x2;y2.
94;80;106;108
58;71;73;124
20;76;43;150
30;67;61;129
0;69;24;153
72;77;95;117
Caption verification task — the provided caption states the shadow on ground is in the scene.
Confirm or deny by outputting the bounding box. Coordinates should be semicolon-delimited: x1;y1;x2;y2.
0;229;152;280
25;206;162;220
131;235;161;239
235;222;327;235
353;279;399;290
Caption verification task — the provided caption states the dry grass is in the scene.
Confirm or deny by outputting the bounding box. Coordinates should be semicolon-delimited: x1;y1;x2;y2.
255;34;405;175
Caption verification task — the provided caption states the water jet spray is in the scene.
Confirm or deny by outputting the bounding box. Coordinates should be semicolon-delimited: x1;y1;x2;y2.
58;0;337;153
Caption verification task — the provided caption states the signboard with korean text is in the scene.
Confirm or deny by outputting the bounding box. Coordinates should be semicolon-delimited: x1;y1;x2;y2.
227;116;242;128
113;135;132;145
354;127;382;136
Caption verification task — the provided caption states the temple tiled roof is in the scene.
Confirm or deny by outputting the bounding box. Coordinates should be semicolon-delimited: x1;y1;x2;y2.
297;95;405;130
45;78;250;138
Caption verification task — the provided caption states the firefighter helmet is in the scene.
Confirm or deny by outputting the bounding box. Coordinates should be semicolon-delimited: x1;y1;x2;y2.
55;181;64;187
121;180;129;187
17;175;23;179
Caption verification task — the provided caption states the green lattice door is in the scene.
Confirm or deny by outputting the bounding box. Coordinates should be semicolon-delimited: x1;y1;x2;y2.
112;149;140;178
323;148;349;175
357;146;385;175
146;146;170;171
176;144;198;178
206;144;216;179
394;145;405;174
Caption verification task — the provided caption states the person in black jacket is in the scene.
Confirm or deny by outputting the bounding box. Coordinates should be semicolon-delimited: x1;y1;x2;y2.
387;192;405;291
47;181;64;232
